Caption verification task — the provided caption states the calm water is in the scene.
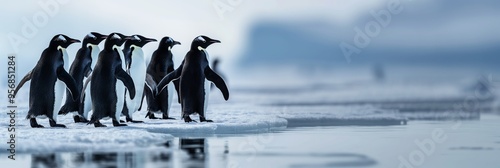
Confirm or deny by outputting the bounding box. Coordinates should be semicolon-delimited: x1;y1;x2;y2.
1;114;499;168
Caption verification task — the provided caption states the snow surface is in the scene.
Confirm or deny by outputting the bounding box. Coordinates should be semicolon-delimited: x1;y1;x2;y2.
0;99;403;153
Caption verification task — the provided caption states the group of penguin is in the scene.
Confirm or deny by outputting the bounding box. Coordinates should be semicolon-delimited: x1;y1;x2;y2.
14;32;230;128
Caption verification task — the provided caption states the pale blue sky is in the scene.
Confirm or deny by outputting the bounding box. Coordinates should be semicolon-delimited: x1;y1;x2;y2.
1;0;499;79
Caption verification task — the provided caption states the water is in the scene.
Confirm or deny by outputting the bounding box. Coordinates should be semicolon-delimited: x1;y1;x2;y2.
2;114;499;168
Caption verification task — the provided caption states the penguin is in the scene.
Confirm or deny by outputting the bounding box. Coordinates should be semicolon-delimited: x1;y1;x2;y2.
59;32;107;123
86;33;136;127
13;34;80;128
121;35;157;123
53;33;74;126
156;35;229;122
142;36;181;120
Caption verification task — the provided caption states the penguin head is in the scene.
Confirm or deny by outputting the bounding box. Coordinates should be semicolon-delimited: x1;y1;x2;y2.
158;36;181;50
104;32;133;49
126;35;157;48
49;34;81;48
191;35;220;50
83;32;107;46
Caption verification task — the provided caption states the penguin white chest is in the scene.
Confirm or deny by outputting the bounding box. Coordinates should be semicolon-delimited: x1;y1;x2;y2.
88;44;100;68
126;46;146;112
113;45;126;120
201;48;211;113
53;47;69;121
129;46;146;84
82;45;100;118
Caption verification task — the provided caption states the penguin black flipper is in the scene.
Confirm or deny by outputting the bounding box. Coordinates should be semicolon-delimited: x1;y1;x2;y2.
174;79;181;103
157;65;183;94
57;67;79;101
60;65;91;115
170;61;182;103
80;76;91;103
77;92;87;121
14;70;32;97
137;90;146;111
205;67;229;100
145;74;157;96
115;67;136;99
83;64;92;78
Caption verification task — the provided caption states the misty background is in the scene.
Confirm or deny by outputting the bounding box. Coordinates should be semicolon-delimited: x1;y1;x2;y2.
0;0;499;89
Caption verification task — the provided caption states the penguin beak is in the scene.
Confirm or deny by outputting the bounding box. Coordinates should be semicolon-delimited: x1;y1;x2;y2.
174;41;181;45
209;39;221;44
101;35;108;39
70;38;81;43
146;38;157;42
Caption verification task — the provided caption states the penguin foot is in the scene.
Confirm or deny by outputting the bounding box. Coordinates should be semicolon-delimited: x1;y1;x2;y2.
113;120;128;127
146;112;159;119
49;119;67;128
73;116;81;123
200;117;213;122
162;115;176;120
30;118;44;128
120;120;126;123
126;117;144;123
94;122;107;127
184;116;197;123
73;115;89;123
58;110;68;115
51;124;67;128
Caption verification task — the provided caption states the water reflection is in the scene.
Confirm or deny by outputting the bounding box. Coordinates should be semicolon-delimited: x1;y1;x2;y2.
30;152;158;168
179;138;207;168
180;138;206;159
31;154;59;168
89;152;147;168
26;138;210;168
